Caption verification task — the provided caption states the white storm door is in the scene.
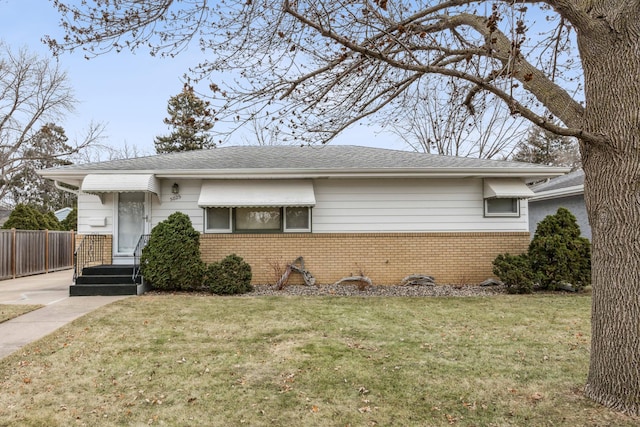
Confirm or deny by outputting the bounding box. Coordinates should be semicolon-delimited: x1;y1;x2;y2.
116;192;147;255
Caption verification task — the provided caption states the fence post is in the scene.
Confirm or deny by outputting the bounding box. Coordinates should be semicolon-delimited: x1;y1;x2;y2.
71;230;75;270
11;228;16;279
45;229;49;273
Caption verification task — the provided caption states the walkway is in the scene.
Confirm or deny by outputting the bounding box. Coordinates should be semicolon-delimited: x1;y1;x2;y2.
0;270;128;359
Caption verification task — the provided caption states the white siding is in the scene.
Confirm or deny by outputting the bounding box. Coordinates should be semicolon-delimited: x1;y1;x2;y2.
312;178;530;232
151;179;205;231
77;192;114;234
78;177;531;235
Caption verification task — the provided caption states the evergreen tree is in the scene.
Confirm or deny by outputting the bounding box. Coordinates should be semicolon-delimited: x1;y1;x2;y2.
511;126;581;170
1;204;61;230
60;206;78;231
7;123;76;211
154;84;215;153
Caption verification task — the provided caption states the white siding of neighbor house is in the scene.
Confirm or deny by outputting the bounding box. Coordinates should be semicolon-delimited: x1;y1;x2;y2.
77;177;530;235
312;178;529;233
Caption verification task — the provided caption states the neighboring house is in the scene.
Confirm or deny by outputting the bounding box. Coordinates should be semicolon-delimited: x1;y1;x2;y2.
54;207;73;222
40;145;567;285
0;203;11;227
529;169;590;240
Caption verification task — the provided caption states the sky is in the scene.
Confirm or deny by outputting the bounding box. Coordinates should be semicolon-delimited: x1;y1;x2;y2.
0;0;406;159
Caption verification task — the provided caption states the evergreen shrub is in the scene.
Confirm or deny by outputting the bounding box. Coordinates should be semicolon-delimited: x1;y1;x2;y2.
205;254;253;295
141;212;204;291
492;207;591;292
1;204;60;230
528;207;591;291
492;253;535;294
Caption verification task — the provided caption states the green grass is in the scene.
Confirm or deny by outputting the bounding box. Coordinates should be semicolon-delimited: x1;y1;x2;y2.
0;294;635;426
0;304;43;323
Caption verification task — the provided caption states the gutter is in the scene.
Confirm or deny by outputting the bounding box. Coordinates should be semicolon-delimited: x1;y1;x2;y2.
529;185;584;202
54;180;79;195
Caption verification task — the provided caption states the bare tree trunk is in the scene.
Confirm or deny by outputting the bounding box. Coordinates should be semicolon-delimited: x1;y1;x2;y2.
578;13;640;415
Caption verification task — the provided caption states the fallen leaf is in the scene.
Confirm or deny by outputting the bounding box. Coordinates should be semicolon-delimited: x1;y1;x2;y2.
530;392;544;402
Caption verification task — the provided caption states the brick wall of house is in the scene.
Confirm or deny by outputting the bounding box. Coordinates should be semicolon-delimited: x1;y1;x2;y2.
75;234;113;269
200;232;530;285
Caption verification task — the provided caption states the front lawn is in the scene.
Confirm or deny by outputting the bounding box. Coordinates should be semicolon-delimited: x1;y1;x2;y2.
0;304;42;323
0;294;635;426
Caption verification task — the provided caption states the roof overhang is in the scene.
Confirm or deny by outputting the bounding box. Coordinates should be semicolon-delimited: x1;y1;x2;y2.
483;178;535;199
198;180;316;207
81;174;161;196
156;167;569;181
530;184;584;202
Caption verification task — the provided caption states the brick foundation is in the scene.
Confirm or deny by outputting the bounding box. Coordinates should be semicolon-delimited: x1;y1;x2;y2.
200;232;530;285
75;234;113;268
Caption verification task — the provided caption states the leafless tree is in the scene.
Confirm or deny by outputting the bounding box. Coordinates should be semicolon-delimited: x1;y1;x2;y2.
0;43;102;204
389;80;527;158
47;0;640;414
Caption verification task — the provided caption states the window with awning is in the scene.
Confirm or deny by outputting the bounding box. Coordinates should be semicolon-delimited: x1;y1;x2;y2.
483;178;534;217
199;180;315;233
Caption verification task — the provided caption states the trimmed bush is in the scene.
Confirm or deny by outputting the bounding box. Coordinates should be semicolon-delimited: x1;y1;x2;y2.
492;207;591;293
492;253;535;294
141;212;204;291
205;254;253;295
528;207;591;291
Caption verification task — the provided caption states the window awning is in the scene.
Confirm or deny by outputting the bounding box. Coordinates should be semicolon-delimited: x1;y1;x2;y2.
483;178;535;199
81;174;161;196
198;180;316;207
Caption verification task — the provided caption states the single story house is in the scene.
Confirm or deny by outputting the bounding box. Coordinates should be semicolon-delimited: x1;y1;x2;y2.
40;145;568;288
529;169;590;239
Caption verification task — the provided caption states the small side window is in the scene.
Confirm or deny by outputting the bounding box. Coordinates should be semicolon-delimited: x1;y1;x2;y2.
485;198;520;217
206;207;232;232
284;207;311;232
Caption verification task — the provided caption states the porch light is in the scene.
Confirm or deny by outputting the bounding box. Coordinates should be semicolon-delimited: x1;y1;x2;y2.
172;183;180;194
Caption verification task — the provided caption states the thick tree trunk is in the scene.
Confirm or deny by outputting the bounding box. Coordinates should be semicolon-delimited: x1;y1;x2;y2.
577;8;640;415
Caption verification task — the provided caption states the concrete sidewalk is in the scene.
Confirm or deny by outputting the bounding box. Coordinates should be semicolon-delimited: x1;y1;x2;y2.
0;270;129;359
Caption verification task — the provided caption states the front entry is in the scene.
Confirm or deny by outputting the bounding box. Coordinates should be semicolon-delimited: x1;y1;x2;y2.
114;192;148;263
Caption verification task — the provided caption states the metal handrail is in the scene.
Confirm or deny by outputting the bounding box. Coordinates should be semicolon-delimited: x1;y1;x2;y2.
73;234;108;282
132;234;151;283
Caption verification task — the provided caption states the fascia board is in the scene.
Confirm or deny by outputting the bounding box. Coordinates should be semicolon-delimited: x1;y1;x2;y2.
40;167;570;181
530;185;585;201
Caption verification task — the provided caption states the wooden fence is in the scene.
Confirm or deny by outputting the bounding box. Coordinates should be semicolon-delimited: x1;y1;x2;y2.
0;229;75;280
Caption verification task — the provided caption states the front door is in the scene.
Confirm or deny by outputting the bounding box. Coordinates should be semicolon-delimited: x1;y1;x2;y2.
115;192;147;261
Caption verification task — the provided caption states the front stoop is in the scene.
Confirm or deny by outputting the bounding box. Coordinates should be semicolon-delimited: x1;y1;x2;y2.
71;265;149;296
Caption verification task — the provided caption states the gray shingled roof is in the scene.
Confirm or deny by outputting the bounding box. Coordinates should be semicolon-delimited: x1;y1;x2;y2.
531;169;584;192
48;145;562;172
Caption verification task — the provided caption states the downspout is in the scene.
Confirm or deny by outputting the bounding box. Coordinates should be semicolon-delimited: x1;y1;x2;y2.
54;180;79;195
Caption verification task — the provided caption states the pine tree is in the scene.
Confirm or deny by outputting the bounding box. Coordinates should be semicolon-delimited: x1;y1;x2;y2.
7;123;76;211
511;126;581;170
154;84;216;153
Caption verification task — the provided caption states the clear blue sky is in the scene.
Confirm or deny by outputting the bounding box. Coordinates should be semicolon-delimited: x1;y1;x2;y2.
0;0;404;157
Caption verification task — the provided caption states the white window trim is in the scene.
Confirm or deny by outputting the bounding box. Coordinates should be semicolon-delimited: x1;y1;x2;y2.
484;198;521;218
